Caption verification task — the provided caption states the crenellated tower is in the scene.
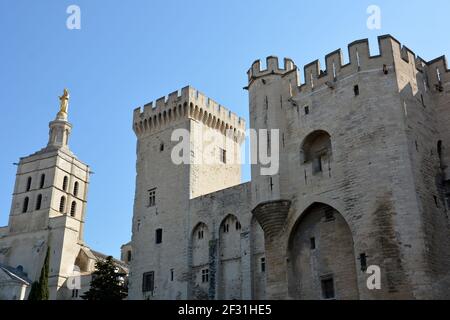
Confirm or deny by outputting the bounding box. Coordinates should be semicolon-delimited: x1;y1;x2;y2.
130;86;245;299
249;35;450;300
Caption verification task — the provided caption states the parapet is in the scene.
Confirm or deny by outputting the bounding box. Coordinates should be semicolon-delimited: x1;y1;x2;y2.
247;56;297;83
248;35;449;95
133;86;246;140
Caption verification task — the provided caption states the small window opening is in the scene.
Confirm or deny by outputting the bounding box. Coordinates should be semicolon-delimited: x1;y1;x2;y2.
35;194;42;210
260;257;266;272
148;188;156;207
155;228;163;244
354;85;360;96
201;269;209;283
321;277;335;299
22;197;29;213
310;237;316;250
304;106;310;115
26;177;32;192
359;253;368;271
39;174;45;189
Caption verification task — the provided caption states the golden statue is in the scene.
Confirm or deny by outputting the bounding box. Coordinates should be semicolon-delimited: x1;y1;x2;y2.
58;88;70;116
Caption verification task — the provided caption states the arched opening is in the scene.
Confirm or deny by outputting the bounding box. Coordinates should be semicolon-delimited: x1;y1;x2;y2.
22;197;29;213
218;214;242;300
62;176;68;191
26;177;32;192
70;201;77;217
73;181;79;197
250;217;266;300
39;174;45;189
35;194;42;210
190;222;210;300
59;196;66;213
287;203;359;299
74;249;90;273
301;130;332;174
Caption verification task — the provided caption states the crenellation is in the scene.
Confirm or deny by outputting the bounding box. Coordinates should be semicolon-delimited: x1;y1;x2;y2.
426;56;450;86
247;56;297;82
133;86;246;138
129;34;450;301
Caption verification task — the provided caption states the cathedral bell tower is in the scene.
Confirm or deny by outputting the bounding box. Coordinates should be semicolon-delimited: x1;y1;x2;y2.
0;89;91;299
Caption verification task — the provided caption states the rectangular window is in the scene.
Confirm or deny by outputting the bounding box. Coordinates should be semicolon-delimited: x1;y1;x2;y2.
354;85;360;96
312;156;322;173
142;271;155;292
148;188;156;207
304;106;310;115
310;237;316;250
321;277;335;299
260;257;266;273
359;253;367;271
201;269;209;283
127;250;132;262
220;148;227;164
155;228;163;244
170;269;174;282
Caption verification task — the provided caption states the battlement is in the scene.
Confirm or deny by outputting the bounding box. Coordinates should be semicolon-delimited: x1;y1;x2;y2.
248;35;449;94
247;56;296;83
133;86;246;139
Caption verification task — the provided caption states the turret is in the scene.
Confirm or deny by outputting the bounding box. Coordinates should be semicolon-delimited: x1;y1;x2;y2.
246;56;298;205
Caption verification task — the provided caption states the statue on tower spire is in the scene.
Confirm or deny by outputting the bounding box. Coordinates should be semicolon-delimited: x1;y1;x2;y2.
57;88;70;119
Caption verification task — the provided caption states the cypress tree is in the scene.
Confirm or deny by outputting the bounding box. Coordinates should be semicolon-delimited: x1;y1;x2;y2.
27;246;50;300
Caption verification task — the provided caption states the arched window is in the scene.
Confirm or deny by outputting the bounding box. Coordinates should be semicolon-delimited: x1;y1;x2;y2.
35;194;42;210
73;181;79;197
39;174;45;189
59;196;66;213
22;197;29;213
62;176;68;191
26;177;32;191
70;201;77;217
301;130;332;174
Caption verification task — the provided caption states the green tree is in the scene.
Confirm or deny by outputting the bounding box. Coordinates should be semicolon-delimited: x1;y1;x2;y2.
28;247;50;300
81;256;127;300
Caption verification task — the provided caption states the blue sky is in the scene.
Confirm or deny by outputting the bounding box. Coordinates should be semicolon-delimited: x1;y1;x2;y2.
0;0;449;258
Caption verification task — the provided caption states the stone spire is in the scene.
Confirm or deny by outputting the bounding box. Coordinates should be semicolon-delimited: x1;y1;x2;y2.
47;89;72;149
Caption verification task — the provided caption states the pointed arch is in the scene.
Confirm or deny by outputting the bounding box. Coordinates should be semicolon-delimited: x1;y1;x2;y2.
287;202;358;299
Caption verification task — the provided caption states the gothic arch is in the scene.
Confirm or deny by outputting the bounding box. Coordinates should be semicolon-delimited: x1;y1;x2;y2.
250;216;266;299
287;202;359;299
190;222;210;300
218;214;242;300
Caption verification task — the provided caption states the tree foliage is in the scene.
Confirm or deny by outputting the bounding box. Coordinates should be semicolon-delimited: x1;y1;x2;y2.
28;247;50;300
81;256;127;300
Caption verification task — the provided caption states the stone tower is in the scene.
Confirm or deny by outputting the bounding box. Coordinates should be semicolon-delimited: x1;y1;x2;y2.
129;86;245;299
249;35;450;299
0;91;91;299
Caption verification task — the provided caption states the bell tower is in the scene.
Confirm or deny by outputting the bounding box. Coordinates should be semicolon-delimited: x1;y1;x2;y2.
0;89;91;299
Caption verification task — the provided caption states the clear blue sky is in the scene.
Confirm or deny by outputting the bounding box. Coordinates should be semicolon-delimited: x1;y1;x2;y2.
1;0;449;258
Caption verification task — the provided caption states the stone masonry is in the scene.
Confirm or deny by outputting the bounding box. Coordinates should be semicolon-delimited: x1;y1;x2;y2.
129;34;450;299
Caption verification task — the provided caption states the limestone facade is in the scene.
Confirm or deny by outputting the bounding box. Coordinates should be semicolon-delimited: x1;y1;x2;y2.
129;35;450;300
